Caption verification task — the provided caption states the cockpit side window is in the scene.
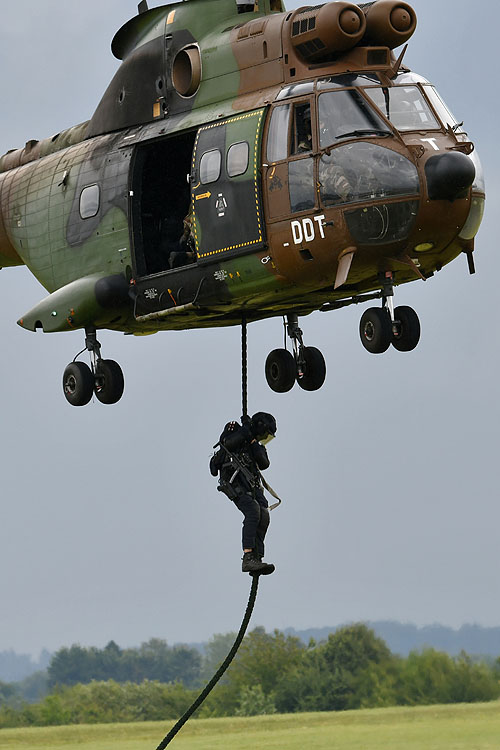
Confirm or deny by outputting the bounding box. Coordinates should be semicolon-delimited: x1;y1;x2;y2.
423;85;465;133
266;104;290;162
292;102;313;154
364;86;440;131
289;158;315;213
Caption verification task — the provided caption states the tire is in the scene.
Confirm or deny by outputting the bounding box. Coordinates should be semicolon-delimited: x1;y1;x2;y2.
63;362;94;407
392;306;421;352
265;349;296;393
94;359;125;405
359;307;392;354
297;346;326;391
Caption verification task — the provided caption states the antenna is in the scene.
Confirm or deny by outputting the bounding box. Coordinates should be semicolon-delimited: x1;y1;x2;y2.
390;44;408;79
138;1;149;14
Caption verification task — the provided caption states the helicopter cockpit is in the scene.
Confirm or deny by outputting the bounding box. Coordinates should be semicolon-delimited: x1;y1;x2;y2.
319;71;485;191
315;88;419;223
265;70;484;246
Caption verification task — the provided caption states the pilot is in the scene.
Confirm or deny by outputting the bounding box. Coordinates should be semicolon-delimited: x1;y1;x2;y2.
319;152;353;203
295;108;313;154
210;413;277;575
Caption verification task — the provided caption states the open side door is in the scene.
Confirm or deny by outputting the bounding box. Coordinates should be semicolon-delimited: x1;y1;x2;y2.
191;109;267;264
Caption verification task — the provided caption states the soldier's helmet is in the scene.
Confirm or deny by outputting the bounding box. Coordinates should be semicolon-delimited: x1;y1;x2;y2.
250;412;277;442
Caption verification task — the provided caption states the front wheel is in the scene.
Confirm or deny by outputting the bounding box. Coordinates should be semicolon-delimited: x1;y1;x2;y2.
297;347;326;391
392;306;421;352
265;349;296;393
63;362;94;407
94;360;125;404
359;308;392;354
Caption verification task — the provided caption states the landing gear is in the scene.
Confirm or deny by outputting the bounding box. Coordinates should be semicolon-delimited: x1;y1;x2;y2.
63;362;95;407
62;327;124;407
359;308;392;354
297;347;326;392
359;273;420;355
391;305;421;352
265;349;296;393
94;359;125;405
265;315;326;393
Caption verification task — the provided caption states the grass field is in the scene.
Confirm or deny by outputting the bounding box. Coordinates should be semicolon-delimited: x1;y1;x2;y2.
1;702;499;750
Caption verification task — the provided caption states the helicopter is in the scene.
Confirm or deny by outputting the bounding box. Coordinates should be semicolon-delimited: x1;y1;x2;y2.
0;0;484;406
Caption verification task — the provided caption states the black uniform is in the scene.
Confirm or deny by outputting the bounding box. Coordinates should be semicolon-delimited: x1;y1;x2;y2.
210;415;276;565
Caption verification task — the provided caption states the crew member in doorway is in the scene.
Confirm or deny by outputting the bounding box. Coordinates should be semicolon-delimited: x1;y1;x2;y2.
210;413;277;575
169;213;196;269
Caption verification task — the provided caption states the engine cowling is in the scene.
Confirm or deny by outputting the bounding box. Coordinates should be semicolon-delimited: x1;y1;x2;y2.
290;2;367;62
362;0;417;49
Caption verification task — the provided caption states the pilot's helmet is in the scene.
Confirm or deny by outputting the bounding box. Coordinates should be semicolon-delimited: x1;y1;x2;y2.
250;412;277;443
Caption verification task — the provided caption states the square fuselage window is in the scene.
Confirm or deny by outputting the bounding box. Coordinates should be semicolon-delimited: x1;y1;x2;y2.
200;149;222;184
80;184;100;219
227;142;249;177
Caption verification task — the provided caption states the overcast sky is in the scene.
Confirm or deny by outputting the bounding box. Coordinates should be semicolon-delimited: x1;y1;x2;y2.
0;0;498;658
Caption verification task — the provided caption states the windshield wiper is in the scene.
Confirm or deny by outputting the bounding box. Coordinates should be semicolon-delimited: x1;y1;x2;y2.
335;129;392;139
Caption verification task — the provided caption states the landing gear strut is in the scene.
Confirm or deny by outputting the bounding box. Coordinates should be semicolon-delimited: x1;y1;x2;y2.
359;273;421;355
265;314;326;393
62;327;124;407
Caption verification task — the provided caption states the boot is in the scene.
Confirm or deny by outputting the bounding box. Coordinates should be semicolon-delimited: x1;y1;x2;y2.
242;552;275;576
256;554;275;576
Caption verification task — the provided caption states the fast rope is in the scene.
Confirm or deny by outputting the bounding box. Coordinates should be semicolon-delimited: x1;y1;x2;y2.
155;317;262;747
241;313;248;420
155;574;259;749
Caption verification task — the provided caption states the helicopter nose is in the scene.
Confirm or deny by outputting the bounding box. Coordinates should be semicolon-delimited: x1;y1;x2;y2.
425;151;476;201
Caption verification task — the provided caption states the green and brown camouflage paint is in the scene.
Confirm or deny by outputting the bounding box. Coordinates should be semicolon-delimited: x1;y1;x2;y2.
0;0;484;337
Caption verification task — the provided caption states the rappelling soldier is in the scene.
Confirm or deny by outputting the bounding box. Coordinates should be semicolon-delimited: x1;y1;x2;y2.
210;413;277;575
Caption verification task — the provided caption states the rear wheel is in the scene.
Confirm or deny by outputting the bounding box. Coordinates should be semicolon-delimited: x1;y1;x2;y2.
297;347;326;391
94;359;125;405
359;308;392;354
63;362;94;407
265;349;296;393
392;306;421;352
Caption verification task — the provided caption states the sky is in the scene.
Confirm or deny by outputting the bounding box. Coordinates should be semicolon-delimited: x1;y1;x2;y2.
0;0;499;659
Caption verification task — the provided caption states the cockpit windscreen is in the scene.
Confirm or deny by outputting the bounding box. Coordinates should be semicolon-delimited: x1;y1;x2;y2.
364;85;440;131
318;90;390;148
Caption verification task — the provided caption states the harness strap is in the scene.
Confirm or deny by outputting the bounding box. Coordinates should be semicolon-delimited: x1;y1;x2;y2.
216;442;283;511
259;472;282;511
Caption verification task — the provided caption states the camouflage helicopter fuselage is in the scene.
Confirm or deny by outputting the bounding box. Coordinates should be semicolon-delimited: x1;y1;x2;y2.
0;0;484;341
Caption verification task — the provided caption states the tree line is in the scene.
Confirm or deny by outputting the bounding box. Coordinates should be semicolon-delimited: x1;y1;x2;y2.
1;624;499;728
46;638;201;688
5;621;500;684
